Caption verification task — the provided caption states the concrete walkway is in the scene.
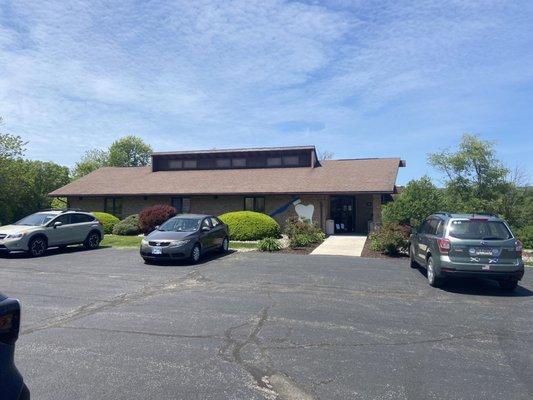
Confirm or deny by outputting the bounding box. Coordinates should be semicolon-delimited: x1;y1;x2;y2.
311;234;367;257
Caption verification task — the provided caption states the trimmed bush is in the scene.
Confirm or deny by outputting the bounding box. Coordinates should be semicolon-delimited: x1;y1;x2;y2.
219;211;280;241
285;217;325;248
517;226;533;249
139;204;177;234
92;212;120;234
112;214;141;236
369;221;410;256
258;237;282;252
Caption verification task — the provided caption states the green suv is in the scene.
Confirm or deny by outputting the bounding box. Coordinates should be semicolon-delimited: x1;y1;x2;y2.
0;209;104;257
409;213;524;291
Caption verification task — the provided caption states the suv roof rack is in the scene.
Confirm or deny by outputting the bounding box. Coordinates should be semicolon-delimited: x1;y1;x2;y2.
434;212;452;217
471;212;499;218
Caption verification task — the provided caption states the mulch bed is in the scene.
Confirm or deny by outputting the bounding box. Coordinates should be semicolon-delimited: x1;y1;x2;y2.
279;242;322;255
360;237;409;259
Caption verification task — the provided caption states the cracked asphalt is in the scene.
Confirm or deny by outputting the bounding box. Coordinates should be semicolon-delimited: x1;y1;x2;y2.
1;247;532;399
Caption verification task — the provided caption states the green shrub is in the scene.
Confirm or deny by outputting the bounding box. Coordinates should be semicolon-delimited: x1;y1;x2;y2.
289;233;314;248
369;221;410;256
92;212;120;234
284;217;326;247
257;237;282;252
112;214;141;236
219;211;280;241
517;226;533;249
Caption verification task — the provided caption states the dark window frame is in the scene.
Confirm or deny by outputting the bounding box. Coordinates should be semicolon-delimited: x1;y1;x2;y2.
104;197;123;217
171;197;191;214
244;196;265;213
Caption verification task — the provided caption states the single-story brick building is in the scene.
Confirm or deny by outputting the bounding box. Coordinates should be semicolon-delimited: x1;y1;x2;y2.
50;146;405;234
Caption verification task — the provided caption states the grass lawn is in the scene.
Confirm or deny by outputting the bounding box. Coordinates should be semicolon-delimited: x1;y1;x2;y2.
101;235;142;248
101;235;257;250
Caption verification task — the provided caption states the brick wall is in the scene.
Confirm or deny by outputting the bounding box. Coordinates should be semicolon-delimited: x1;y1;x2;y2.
67;194;329;229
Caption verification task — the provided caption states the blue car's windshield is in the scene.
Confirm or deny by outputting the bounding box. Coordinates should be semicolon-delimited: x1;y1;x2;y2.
159;218;201;232
448;220;512;240
15;213;56;226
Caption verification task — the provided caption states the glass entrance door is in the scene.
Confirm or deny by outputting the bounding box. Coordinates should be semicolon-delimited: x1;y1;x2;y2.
330;196;355;233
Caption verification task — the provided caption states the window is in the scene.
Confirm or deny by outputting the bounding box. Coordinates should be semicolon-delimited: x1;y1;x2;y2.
283;155;299;166
448;220;512;240
183;159;197;169
427;219;440;235
171;197;191;214
201;218;212;230
216;158;231;168
53;214;71;225
210;217;221;227
266;157;282;167
168;160;183;169
244;197;265;213
232;158;246;167
71;213;94;224
436;219;445;236
104;197;123;217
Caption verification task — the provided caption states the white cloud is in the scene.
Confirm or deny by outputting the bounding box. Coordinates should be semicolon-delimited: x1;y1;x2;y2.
0;0;531;179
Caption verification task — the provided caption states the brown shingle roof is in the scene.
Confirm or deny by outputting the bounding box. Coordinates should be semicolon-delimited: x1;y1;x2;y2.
50;158;402;196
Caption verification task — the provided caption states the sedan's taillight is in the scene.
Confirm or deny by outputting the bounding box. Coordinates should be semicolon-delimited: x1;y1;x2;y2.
516;239;523;257
437;238;451;254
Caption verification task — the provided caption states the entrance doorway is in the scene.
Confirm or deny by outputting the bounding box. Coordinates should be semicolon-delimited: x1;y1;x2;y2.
330;196;355;233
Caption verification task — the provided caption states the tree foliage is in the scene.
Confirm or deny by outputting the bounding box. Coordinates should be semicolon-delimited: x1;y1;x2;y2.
72;149;108;180
0;119;70;224
107;135;152;167
382;176;445;229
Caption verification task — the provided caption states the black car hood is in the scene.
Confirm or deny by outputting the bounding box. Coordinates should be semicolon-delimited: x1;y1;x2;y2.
146;230;195;241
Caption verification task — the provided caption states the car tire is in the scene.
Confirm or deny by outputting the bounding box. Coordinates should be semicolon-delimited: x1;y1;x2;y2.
426;256;442;287
499;279;518;291
190;244;201;264
28;236;47;257
84;231;101;250
409;244;418;268
220;237;229;253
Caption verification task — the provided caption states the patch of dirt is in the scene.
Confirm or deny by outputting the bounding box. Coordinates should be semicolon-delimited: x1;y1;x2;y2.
360;237;409;259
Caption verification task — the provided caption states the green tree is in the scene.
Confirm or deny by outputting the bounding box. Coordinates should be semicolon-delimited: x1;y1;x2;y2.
0;117;26;159
382;176;445;228
107;135;152;167
72;149;108;180
428;134;509;214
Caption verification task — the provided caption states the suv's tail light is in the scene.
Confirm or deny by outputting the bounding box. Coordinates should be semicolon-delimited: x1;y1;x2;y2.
0;298;21;345
516;239;523;257
437;238;451;254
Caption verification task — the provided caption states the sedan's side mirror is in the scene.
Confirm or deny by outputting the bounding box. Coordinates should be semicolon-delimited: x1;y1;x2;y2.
53;221;63;229
154;226;160;231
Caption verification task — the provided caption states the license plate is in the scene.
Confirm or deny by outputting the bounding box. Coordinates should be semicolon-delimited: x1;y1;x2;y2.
482;265;490;270
475;248;493;256
151;247;162;255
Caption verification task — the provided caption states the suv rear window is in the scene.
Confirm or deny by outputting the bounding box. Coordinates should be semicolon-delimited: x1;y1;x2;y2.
448;220;512;240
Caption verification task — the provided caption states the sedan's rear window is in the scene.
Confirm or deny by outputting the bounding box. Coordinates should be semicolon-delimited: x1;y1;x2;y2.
448;220;512;240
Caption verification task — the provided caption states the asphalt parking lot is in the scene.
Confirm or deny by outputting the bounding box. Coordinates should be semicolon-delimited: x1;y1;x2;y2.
1;247;532;400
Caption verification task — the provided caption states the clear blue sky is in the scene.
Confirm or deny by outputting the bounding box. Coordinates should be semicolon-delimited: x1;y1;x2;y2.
1;1;532;185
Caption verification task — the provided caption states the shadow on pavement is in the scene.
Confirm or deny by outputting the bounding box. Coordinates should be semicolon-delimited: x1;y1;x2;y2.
413;266;532;297
0;245;107;259
143;249;236;268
